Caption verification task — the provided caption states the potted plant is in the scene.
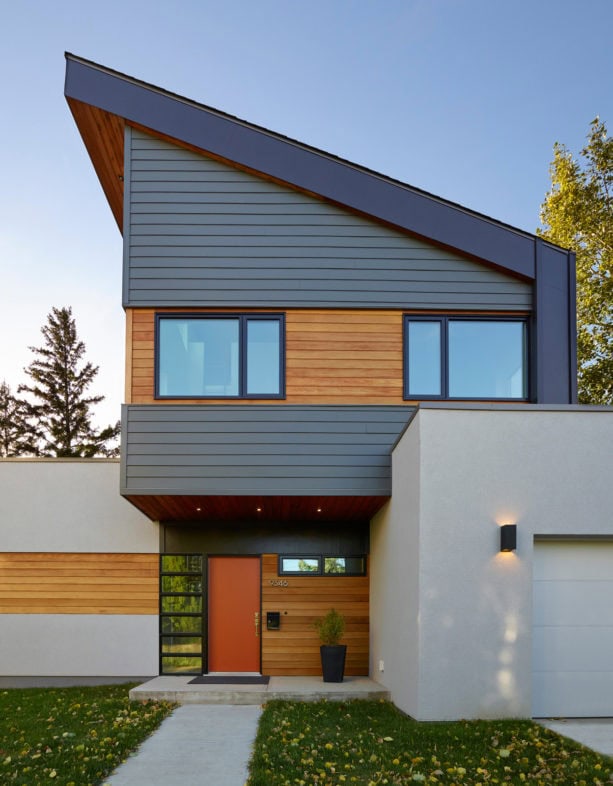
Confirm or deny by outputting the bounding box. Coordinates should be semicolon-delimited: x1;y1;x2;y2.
314;608;346;682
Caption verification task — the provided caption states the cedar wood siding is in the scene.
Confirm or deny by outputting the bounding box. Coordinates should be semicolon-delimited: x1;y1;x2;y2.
261;554;369;676
0;553;158;614
128;307;409;405
125;128;532;311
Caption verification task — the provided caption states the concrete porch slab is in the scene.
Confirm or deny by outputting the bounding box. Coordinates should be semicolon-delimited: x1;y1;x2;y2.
130;675;390;705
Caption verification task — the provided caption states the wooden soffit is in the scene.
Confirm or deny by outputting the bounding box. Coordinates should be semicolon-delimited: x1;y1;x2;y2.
66;98;125;229
125;494;389;525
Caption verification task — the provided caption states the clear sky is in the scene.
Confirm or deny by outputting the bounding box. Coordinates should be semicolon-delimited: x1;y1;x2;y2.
1;0;611;427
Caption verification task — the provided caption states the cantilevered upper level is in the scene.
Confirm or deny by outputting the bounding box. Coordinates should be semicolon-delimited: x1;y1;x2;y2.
65;54;578;522
64;53;576;406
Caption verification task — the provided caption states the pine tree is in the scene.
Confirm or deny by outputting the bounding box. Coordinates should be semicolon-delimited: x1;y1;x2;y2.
538;118;612;404
0;380;38;456
19;307;120;457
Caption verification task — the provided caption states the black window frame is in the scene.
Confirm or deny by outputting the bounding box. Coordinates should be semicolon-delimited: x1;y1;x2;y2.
155;312;286;400
403;315;529;401
278;554;367;577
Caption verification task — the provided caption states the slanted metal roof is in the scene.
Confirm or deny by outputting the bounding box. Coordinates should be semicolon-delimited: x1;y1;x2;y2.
64;52;564;281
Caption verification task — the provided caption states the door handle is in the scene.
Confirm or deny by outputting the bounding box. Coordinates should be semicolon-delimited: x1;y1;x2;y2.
254;612;260;637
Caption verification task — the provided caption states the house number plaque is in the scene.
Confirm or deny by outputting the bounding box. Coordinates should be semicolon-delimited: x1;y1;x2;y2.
269;579;289;587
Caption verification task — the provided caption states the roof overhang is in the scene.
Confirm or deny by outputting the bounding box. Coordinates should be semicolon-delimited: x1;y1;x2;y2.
64;53;549;281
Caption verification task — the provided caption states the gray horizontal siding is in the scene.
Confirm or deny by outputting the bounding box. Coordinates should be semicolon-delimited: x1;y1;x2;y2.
121;404;414;497
125;129;532;310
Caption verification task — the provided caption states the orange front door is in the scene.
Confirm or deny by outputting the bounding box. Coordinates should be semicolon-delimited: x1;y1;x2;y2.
208;556;261;672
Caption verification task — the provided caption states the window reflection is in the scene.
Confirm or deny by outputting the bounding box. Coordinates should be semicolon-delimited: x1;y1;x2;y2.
157;314;283;398
448;321;526;398
281;557;320;573
407;321;441;396
404;317;527;400
247;319;280;394
158;318;239;396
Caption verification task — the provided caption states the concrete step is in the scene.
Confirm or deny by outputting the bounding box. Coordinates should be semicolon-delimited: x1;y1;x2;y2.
130;675;390;705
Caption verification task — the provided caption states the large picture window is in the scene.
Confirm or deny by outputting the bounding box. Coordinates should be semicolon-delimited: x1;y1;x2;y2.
156;314;285;398
404;316;528;400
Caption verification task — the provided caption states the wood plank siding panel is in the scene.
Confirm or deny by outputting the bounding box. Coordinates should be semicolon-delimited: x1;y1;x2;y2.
126;129;532;310
128;307;408;404
261;554;369;676
121;405;413;497
0;553;158;614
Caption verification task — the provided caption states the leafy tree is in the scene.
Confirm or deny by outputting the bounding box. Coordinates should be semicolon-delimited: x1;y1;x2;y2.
538;118;612;404
0;380;38;456
19;307;120;457
324;557;345;574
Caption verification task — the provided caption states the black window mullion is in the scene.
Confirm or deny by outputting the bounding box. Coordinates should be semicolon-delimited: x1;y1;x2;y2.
239;316;248;397
441;317;449;398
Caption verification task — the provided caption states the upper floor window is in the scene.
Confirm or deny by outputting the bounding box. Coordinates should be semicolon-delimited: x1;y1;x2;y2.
156;314;285;398
404;316;528;400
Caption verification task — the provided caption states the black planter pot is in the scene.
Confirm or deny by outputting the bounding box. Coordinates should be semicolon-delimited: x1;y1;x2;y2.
320;644;347;682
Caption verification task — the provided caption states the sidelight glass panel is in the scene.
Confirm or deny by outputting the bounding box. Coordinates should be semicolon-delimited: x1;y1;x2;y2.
161;575;203;594
448;321;526;398
161;636;202;655
407;321;442;396
161;615;203;635
161;656;202;674
246;319;281;395
161;595;202;614
161;555;203;574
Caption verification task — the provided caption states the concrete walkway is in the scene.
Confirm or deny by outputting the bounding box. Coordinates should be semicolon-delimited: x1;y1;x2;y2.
539;718;613;758
104;704;262;786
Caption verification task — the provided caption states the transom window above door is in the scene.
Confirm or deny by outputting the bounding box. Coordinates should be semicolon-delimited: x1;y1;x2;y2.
156;314;285;398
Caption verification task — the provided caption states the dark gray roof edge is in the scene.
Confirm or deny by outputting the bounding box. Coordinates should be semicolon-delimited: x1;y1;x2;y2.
417;402;612;413
124;403;414;413
391;402;611;452
119;486;388;498
64;53;570;280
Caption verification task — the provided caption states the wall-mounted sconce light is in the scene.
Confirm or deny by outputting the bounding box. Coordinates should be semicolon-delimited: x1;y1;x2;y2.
500;524;517;552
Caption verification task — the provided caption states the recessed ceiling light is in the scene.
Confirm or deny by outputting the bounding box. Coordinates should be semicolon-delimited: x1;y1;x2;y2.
256;507;262;513
196;507;201;512
316;508;322;513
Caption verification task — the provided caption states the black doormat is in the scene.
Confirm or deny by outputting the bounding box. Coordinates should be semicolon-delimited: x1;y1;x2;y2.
188;675;270;685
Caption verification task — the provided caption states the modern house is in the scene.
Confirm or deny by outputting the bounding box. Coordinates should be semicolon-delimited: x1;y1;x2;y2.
0;54;611;720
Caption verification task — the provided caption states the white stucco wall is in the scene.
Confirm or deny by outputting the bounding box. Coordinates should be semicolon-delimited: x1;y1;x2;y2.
371;405;613;720
0;459;159;677
0;459;158;552
370;413;421;716
0;615;158;676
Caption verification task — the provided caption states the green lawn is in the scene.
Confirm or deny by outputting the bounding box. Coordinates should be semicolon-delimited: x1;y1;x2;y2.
0;683;174;786
247;700;612;785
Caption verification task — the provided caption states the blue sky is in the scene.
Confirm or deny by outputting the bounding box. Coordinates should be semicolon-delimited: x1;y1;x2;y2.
1;0;611;426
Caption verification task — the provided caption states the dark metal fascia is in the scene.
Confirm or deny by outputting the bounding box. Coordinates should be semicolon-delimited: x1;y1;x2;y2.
567;251;578;404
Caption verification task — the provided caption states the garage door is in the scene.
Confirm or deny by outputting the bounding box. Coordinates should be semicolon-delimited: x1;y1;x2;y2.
532;541;613;717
